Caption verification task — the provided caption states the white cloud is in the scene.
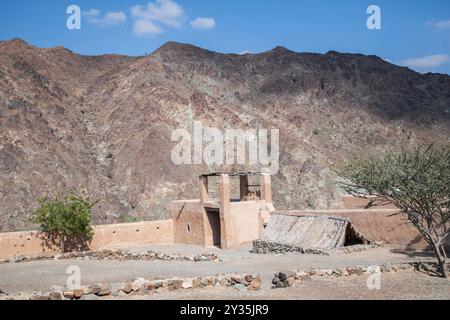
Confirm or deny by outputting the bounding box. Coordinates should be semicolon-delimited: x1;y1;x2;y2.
84;9;126;27
84;9;101;19
399;54;450;72
239;50;252;55
131;0;185;28
190;17;216;30
133;19;163;36
425;19;450;30
103;12;127;25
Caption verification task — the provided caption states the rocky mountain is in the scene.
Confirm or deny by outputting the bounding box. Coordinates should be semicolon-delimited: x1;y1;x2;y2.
1;38;449;231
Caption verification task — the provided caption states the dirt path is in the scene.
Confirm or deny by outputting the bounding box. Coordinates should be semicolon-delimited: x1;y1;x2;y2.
0;244;438;295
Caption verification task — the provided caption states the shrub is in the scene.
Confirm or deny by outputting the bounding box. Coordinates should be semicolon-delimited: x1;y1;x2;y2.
31;193;98;250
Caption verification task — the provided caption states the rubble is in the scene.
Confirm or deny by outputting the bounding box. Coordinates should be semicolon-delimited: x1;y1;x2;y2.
0;273;262;300
271;262;437;288
0;249;221;265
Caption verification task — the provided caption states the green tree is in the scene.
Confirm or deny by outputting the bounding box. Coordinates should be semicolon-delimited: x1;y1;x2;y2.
31;193;98;251
338;144;450;278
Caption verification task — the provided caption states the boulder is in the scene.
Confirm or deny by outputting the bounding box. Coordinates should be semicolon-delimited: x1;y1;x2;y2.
74;288;84;299
96;284;111;296
233;283;246;291
244;274;254;283
88;285;102;295
82;294;100;300
249;276;262;290
137;287;149;295
174;279;184;290
63;291;75;299
181;278;193;289
121;283;133;294
131;278;148;291
110;283;123;296
49;291;63;300
30;292;50;300
283;277;295;287
279;270;295;281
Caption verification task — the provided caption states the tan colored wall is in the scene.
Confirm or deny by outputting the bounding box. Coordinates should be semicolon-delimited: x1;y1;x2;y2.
333;195;398;210
0;220;174;259
90;220;173;248
229;201;266;247
290;209;428;250
170;201;207;246
170;199;269;248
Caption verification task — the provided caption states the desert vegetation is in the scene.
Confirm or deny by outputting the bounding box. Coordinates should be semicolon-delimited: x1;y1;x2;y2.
339;144;450;278
30;193;98;251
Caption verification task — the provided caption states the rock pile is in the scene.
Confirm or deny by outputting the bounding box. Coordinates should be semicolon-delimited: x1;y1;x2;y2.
272;262;437;288
253;240;382;255
0;249;221;264
0;273;262;300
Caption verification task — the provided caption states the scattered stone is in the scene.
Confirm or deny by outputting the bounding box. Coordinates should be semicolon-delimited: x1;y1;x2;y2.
0;272;263;298
249;276;262;290
233;283;246;291
30;292;49;300
174;279;184;290
279;270;295;281
117;291;127;297
137;287;149;295
337;268;349;277
88;285;102;295
50;285;64;292
295;271;310;280
110;283;122;296
8;292;31;300
283;277;295;287
131;278;148;291
74;288;84;299
121;283;133;294
82;294;100;300
181;278;193;289
244;274;254;283
219;277;229;287
97;284;111;296
63;291;75;299
2;249;221;265
201;277;209;286
49;291;63;300
80;286;90;295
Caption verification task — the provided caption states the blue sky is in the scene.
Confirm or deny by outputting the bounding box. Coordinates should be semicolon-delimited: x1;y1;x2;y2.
1;0;450;74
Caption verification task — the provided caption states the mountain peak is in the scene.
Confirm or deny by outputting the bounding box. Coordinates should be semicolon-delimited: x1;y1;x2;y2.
153;41;214;56
1;37;30;48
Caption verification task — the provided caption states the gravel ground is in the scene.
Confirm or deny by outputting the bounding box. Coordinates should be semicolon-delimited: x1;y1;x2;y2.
121;272;450;300
0;243;445;299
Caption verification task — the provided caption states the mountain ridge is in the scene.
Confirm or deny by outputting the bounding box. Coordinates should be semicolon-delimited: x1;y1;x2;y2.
0;38;449;231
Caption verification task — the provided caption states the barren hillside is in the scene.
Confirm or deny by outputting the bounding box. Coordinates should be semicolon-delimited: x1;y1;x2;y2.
1;38;449;231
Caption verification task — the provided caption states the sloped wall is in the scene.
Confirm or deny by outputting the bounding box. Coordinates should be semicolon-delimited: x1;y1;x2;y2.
293;209;428;250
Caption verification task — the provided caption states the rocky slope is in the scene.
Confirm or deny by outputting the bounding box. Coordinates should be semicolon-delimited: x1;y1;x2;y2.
1;38;449;231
